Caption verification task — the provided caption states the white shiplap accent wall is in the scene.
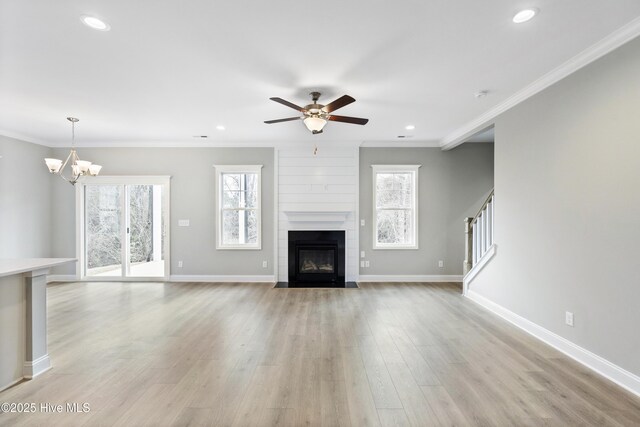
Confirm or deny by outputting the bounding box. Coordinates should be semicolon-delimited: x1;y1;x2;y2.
277;146;359;282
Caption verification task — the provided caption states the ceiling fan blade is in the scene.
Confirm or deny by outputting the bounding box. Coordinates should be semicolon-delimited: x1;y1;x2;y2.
322;95;355;113
269;97;305;112
264;117;302;124
328;115;369;125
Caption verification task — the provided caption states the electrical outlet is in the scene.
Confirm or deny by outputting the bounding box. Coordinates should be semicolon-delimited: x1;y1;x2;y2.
360;251;365;258
360;261;365;268
365;260;370;268
438;260;444;268
178;261;183;268
262;260;268;268
360;219;365;226
565;311;574;327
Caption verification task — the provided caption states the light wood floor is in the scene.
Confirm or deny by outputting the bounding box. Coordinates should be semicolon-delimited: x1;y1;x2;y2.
1;281;639;426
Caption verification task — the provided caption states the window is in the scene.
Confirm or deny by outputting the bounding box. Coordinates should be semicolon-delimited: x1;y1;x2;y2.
372;165;420;249
215;165;262;249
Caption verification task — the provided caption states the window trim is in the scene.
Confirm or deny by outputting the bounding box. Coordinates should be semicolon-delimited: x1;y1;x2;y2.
371;164;420;250
214;164;263;250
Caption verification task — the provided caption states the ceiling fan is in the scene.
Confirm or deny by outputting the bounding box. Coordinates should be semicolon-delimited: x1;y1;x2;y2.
264;91;369;134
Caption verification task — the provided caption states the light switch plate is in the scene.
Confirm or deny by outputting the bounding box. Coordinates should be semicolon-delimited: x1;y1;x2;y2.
178;219;190;227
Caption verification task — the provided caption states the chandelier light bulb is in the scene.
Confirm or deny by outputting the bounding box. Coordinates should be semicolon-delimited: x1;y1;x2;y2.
45;158;63;173
88;164;103;176
75;160;92;173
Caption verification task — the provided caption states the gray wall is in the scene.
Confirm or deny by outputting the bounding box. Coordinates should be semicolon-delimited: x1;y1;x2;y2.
360;145;494;275
51;147;275;276
0;136;52;258
470;37;640;375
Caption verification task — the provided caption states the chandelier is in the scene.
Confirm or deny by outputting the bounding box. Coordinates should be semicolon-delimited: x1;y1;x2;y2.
44;117;102;185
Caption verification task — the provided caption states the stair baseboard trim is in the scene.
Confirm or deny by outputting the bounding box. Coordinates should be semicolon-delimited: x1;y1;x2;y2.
169;275;276;283
23;354;52;379
466;290;640;398
358;275;462;283
463;244;497;295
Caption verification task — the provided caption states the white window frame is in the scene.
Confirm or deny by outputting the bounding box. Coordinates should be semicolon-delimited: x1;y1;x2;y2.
372;164;420;250
214;164;263;250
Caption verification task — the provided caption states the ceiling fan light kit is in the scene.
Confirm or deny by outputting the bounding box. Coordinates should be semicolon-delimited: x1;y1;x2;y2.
303;117;327;134
265;91;369;134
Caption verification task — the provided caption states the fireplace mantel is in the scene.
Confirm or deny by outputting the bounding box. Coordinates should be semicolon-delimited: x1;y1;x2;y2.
283;210;351;224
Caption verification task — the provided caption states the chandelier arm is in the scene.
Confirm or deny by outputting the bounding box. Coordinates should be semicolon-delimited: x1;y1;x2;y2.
58;150;74;174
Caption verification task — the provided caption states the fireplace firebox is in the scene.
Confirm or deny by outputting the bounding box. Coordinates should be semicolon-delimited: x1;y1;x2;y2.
287;230;345;286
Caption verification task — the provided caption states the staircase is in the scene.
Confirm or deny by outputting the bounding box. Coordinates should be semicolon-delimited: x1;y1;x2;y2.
463;190;496;293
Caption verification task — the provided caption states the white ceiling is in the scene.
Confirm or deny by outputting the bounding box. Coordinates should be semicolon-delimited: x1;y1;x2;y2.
1;1;640;147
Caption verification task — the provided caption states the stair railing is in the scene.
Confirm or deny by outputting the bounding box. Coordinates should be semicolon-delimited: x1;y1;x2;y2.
464;190;494;275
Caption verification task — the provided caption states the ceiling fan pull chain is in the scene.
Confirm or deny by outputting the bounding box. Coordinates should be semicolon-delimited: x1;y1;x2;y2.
313;145;318;156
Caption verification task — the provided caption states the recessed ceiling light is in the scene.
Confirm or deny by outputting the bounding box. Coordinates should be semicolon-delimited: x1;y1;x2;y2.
513;8;538;24
216;125;225;131
80;15;110;31
405;125;415;130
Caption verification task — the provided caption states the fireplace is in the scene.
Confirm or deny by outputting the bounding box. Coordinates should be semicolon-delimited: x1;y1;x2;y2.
287;230;345;286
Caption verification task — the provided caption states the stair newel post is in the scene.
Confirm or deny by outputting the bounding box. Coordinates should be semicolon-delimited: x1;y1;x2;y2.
464;217;473;275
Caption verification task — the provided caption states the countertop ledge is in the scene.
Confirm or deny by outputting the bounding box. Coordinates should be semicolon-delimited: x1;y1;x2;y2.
0;258;76;278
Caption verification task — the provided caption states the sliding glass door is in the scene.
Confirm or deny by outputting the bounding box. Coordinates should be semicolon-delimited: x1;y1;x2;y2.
79;177;170;279
85;185;124;276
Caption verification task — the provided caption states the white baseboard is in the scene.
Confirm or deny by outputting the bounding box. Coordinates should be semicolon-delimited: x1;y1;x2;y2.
23;354;51;379
463;244;497;295
47;275;277;283
47;274;77;283
466;290;640;398
170;275;276;283
358;275;462;283
0;377;23;393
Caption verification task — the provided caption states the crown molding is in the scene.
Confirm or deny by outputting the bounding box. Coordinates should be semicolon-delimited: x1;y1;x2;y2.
440;16;640;151
48;140;284;148
0;129;50;147
361;140;440;148
44;140;365;149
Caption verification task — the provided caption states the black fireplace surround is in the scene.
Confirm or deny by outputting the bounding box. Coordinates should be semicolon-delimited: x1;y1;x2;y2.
288;230;345;286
